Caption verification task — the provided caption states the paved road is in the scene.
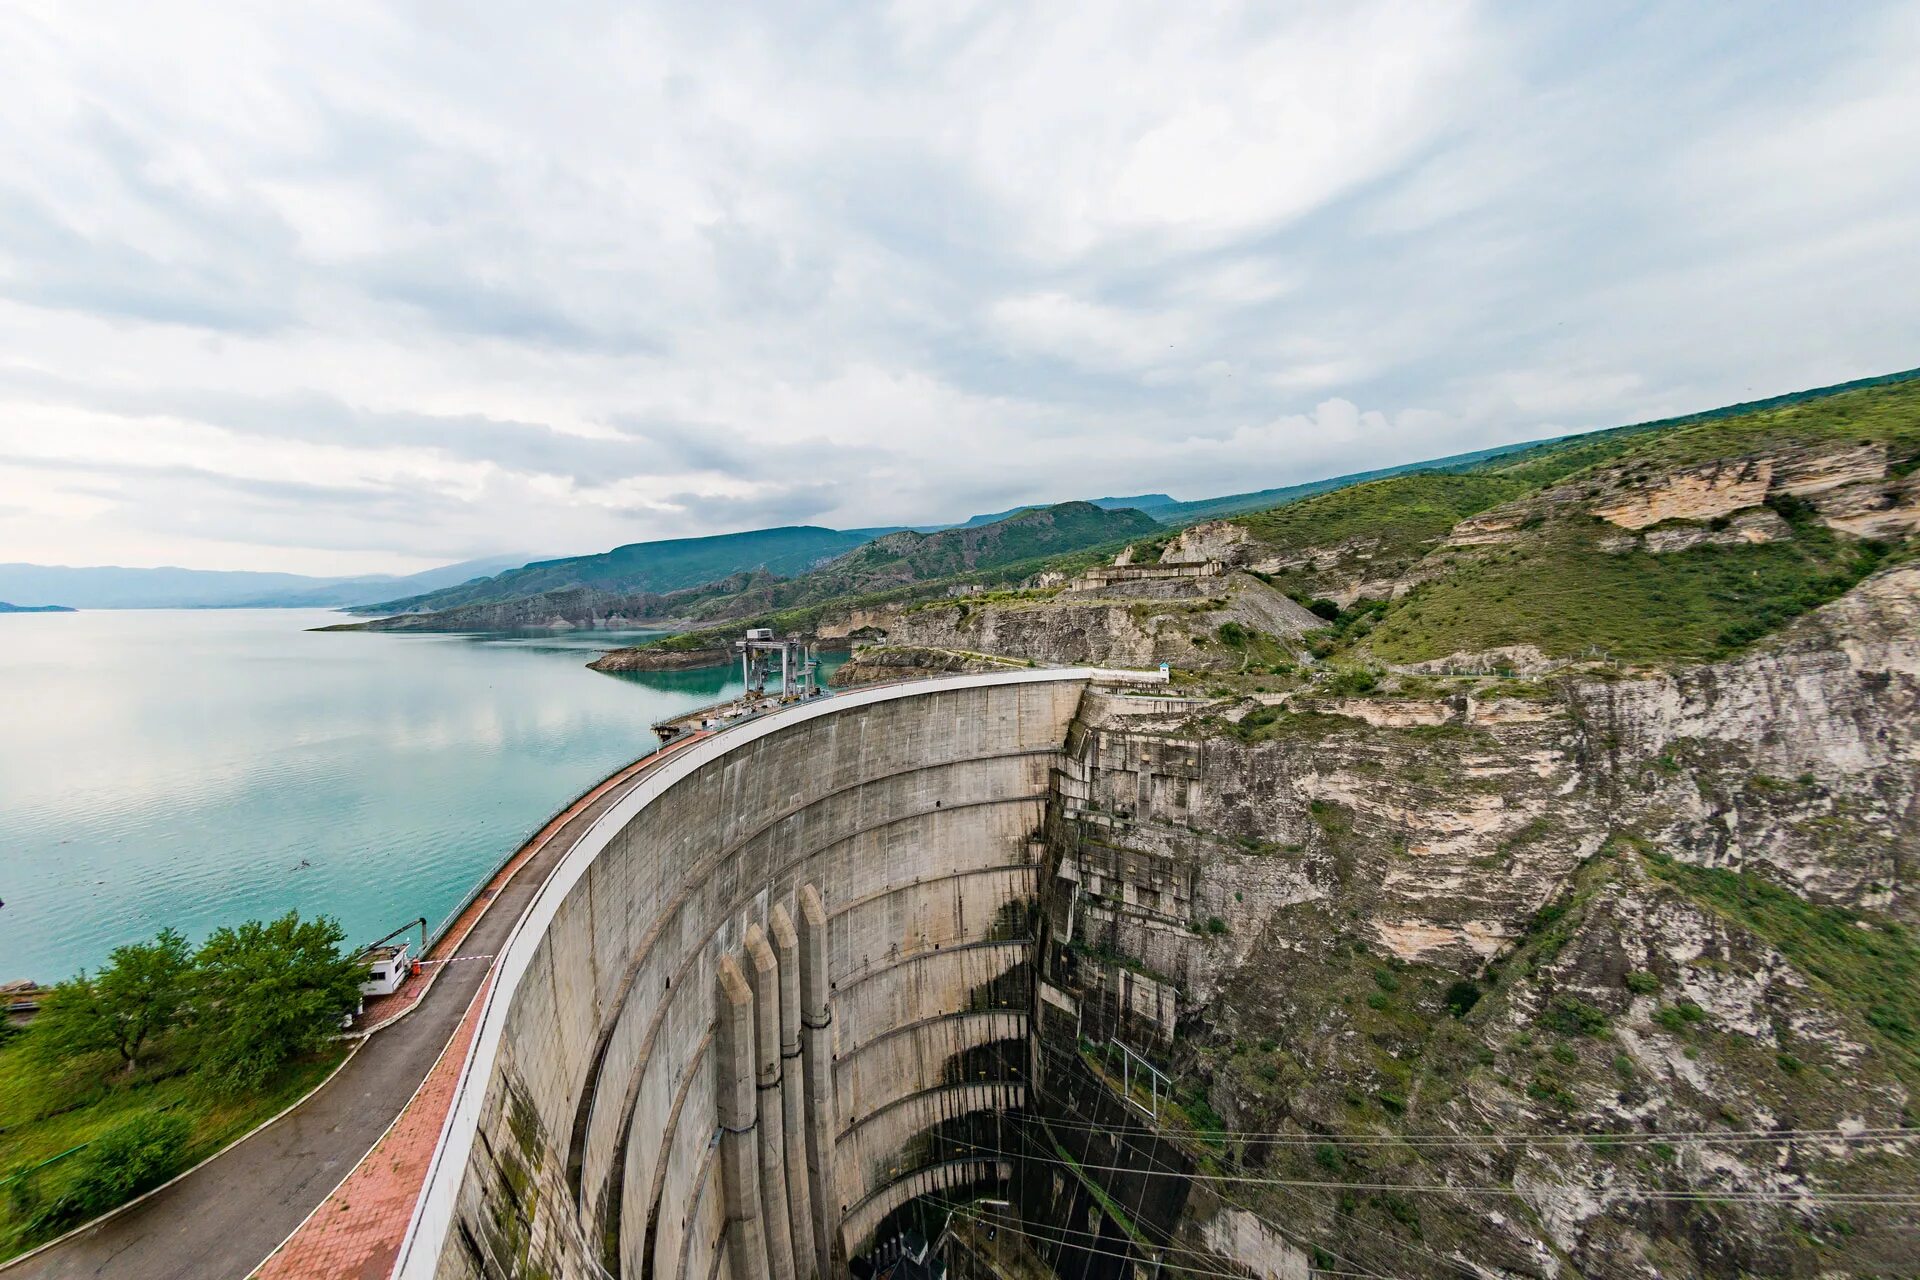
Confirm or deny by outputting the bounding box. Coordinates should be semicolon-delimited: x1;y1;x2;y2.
6;750;671;1280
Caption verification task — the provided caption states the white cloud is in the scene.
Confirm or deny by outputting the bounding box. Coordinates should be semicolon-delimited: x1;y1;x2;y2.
990;292;1190;373
0;1;1914;572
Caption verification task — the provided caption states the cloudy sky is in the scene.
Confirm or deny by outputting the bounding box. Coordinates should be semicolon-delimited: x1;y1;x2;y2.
1;2;1916;575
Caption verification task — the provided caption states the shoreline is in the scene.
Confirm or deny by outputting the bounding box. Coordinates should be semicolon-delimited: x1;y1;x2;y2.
2;734;708;1280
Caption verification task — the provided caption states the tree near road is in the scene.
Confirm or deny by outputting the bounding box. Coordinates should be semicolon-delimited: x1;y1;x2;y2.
191;911;363;1095
28;928;194;1074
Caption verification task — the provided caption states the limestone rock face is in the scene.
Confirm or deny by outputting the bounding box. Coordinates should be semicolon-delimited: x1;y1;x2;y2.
1817;467;1920;539
1592;459;1775;529
1446;509;1537;546
1161;520;1251;565
1640;507;1790;553
825;645;1013;685
837;573;1319;675
1772;442;1890;495
1035;568;1920;1278
1246;536;1409;608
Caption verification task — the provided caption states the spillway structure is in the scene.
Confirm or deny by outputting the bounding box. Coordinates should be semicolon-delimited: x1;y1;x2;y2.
398;668;1198;1280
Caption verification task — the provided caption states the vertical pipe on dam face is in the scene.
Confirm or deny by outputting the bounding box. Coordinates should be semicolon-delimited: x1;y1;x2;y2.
770;904;818;1280
745;925;799;1280
715;955;770;1280
797;885;839;1279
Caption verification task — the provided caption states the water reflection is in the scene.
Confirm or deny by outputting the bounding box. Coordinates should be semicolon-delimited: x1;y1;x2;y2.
0;610;835;981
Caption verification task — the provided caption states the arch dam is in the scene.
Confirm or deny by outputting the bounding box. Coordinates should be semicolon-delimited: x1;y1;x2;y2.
396;668;1212;1280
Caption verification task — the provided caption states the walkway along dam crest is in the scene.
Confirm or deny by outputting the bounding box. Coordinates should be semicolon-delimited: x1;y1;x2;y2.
397;668;1167;1280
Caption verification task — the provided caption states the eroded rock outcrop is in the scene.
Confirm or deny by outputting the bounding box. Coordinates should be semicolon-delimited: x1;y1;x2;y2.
833;573;1320;676
1032;566;1920;1279
1161;520;1251;565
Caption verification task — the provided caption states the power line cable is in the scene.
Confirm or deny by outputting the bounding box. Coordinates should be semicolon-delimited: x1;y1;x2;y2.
923;1194;1417;1280
929;1103;1920;1210
1006;1109;1490;1280
947;1135;1920;1207
1002;1111;1427;1280
1032;1041;1918;1147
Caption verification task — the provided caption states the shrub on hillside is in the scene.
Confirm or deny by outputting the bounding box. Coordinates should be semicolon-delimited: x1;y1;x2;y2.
31;1111;190;1232
1323;667;1380;696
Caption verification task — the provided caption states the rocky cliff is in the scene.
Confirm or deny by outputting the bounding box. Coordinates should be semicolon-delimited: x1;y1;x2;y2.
832;572;1320;674
1027;566;1920;1279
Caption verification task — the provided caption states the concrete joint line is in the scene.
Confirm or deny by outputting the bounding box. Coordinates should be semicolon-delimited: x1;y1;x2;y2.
835;1081;1024;1146
826;862;1040;921
833;1009;1026;1073
830;938;1032;996
574;792;1044;1218
584;790;1041;1111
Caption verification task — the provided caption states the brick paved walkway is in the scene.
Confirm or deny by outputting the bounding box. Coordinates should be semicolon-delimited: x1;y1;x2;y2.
246;732;707;1280
254;974;492;1279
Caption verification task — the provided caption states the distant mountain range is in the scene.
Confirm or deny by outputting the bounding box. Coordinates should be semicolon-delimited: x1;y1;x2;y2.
0;600;76;613
0;554;534;611
351;526;869;617
342;503;1160;633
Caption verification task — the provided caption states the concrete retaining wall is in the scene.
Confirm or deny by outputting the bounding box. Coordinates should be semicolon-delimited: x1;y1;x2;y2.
395;670;1093;1280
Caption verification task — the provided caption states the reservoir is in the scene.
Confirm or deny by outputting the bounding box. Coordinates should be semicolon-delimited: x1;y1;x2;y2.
0;609;833;982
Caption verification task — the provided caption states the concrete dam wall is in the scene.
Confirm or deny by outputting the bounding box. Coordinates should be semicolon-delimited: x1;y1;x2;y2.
396;670;1096;1280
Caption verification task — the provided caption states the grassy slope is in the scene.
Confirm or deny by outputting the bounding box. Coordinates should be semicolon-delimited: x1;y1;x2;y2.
0;1040;347;1259
1605;375;1920;472
604;373;1920;670
1354;379;1920;664
817;502;1159;586
618;505;1165;653
1156;366;1920;532
1236;473;1530;586
1366;510;1896;664
1222;429;1653;611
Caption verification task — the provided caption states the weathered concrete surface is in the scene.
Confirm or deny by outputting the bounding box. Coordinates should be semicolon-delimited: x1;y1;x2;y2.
398;671;1093;1280
768;906;817;1280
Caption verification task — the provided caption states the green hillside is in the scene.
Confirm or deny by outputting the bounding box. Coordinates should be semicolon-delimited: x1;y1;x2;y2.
1363;511;1895;664
818;502;1159;590
354;525;869;616
662;502;1160;628
355;502;1157;637
1346;379;1920;665
1236;472;1532;601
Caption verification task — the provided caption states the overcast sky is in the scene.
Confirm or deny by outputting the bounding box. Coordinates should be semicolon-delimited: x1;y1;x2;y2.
1;2;1916;575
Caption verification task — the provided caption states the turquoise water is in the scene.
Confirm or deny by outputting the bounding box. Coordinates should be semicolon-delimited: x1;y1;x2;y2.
0;610;833;981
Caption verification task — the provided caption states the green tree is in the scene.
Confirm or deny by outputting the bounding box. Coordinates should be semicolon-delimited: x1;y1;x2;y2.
29;928;194;1073
191;912;361;1095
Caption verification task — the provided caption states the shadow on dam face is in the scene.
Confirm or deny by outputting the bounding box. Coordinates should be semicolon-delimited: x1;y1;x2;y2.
394;670;1104;1280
